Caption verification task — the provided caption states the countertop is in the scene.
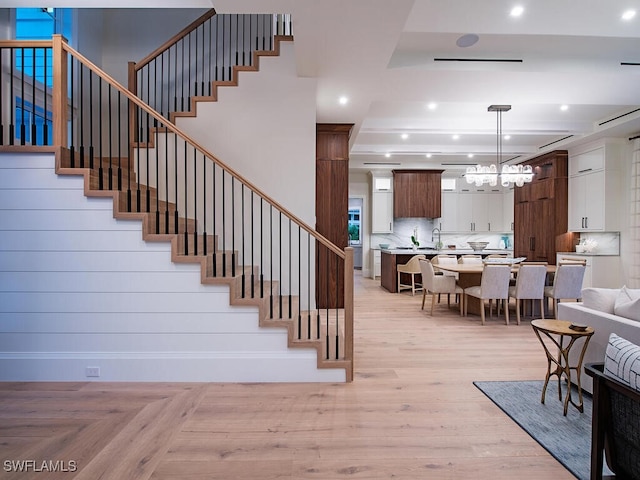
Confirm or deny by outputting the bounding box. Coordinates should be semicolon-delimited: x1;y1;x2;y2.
378;248;513;255
557;251;620;257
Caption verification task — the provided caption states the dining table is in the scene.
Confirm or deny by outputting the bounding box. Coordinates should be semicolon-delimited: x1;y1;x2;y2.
435;263;556;316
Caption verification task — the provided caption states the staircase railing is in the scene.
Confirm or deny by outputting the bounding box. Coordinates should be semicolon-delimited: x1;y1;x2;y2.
0;35;354;381
128;10;292;129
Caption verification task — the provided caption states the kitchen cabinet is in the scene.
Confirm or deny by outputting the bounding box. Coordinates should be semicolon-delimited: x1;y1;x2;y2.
513;150;574;264
441;188;504;232
393;170;443;218
370;171;393;233
370;249;381;279
556;253;621;289
503;188;514;232
568;141;623;232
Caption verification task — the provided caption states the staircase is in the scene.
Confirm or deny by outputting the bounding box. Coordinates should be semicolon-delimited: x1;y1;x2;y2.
0;11;353;382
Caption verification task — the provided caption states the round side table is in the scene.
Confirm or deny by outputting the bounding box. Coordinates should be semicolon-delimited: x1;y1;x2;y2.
531;319;594;416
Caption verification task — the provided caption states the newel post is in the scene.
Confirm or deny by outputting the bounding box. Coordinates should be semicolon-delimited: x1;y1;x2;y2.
343;246;354;382
51;34;67;148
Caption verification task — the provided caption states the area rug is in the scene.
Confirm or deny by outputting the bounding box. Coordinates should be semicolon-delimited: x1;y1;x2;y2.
473;380;611;480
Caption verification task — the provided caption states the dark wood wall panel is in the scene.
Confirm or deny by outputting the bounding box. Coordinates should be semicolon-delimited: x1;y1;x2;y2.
315;124;353;308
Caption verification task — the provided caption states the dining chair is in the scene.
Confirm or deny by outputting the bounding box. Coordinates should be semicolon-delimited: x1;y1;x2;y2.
397;254;426;295
543;263;586;318
459;254;483;264
419;259;463;316
463;265;512;325
431;255;459;303
508;264;548;325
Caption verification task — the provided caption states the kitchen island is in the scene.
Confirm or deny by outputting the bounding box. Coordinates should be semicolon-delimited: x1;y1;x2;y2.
380;248;512;293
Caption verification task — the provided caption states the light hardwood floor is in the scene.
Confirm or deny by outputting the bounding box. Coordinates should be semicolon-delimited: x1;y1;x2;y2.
0;272;576;480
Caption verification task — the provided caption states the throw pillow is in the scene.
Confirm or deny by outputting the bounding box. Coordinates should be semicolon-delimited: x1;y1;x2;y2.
581;287;618;314
613;286;640;322
604;333;640;391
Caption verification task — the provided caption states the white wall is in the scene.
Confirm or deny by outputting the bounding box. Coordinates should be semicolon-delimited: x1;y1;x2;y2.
175;40;316;225
0;152;344;382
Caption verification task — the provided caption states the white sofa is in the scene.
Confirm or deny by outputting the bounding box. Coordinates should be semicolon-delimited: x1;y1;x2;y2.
557;286;640;394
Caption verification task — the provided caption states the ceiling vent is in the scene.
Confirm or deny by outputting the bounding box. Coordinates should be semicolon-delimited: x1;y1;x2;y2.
434;58;523;63
598;108;640;126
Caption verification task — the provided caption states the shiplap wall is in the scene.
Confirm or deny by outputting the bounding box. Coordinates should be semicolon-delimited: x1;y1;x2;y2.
0;152;345;382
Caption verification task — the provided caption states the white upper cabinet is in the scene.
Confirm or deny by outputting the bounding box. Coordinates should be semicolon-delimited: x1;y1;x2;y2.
369;172;393;233
439;187;504;232
568;140;623;232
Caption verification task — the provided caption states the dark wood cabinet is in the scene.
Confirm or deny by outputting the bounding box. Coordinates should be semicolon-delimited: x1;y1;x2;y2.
513;150;576;264
315;123;353;308
393;170;443;218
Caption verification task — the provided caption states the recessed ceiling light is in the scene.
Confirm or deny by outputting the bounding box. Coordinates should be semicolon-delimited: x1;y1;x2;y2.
385;153;391;158
425;153;432;158
504;134;511;140
510;5;524;17
467;153;474;158
622;9;637;20
401;133;409;140
338;96;348;105
560;104;569;111
427;102;438;110
452;134;460;140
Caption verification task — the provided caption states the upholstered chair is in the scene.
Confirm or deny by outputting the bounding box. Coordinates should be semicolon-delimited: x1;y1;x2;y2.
459;255;483;264
463;265;512;325
397;254;426;295
508;264;548;325
419;259;463;316
544;264;586;318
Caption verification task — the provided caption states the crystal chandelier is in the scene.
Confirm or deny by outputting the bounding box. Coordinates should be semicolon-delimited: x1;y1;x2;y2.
465;104;533;188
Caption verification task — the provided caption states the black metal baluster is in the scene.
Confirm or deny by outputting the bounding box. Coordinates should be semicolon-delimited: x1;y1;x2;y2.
227;15;232;80
250;190;255;298
212;160;217;276
174;133;179;234
207;18;212;95
126;98;132;211
235;14;239;67
89;70;94;169
183;139;188;255
98;79;103;189
79;65;84;166
200;22;205;97
193;28;198;97
231;177;235;276
173;44;178;112
20;48;25;145
260;198;264;298
214;17;219;82
297;224;301;339
108;85;113;190
193;146;198;255
180;40;185;111
289;218;292;319
241;183;245;298
154;118;160;234
117;90;122;191
69;57;74;164
308;234;311;340
279;211;283;318
335;255;340;359
136;103;142;212
164;118;170;234
145;66;150;212
187;31;192;110
222;170;226;276
202;151;207;255
325;249;330;358
8;48;14;145
30;47;36;145
221;14;226;81
43;47;48;145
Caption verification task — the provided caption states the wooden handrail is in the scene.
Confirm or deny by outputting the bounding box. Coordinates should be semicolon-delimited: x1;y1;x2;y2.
58;37;345;259
134;9;216;72
0;40;53;48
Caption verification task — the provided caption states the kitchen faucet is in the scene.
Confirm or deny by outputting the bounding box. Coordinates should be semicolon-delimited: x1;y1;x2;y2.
431;227;441;248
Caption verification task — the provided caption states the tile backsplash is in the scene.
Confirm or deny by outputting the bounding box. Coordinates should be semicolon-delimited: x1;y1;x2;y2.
371;217;513;250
